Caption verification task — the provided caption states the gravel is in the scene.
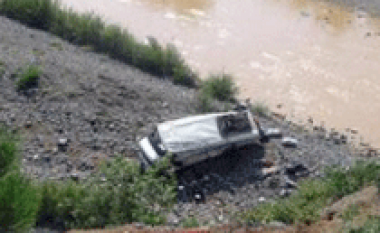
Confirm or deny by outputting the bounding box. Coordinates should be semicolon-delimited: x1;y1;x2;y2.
0;15;366;231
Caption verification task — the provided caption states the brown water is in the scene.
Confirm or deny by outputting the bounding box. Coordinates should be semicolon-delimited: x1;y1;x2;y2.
60;0;380;148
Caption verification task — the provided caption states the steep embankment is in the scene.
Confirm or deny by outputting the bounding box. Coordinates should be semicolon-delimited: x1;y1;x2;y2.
0;15;201;181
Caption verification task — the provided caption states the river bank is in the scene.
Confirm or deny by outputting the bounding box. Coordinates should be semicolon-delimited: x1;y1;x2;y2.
0;11;376;231
59;0;380;148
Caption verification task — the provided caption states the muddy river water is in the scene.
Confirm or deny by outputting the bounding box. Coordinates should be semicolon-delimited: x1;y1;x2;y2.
60;0;380;148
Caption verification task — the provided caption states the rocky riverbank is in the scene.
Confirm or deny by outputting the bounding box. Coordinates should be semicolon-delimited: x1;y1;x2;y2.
0;15;377;232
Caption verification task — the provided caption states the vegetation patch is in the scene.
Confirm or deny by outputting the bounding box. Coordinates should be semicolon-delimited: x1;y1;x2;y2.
0;0;198;87
0;127;19;177
350;216;380;232
242;160;380;225
250;101;270;117
15;64;41;91
0;60;5;78
200;73;238;102
0;123;177;232
0;127;41;232
37;155;177;230
181;217;200;228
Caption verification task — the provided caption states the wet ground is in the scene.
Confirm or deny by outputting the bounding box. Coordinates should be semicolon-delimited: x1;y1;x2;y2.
60;0;380;148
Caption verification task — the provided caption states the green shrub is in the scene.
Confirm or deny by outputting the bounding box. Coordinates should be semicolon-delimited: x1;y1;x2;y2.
0;127;41;232
350;216;380;233
250;101;270;117
0;0;58;30
0;127;19;177
196;91;214;113
0;60;5;77
181;217;200;228
200;73;238;102
243;179;333;224
37;155;177;230
242;160;380;225
16;65;41;91
325;161;380;198
0;171;41;232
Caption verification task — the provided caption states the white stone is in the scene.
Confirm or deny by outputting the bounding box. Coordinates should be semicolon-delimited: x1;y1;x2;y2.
58;138;68;146
282;137;298;147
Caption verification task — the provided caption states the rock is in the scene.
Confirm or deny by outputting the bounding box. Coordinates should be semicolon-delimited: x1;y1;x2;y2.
282;137;298;148
284;176;298;189
279;189;290;198
351;128;359;134
272;112;286;121
360;142;370;147
25;120;32;128
261;159;275;168
331;134;342;145
133;222;145;229
285;162;309;176
267;221;287;228
262;166;280;177
70;172;80;181
167;213;180;226
265;128;282;138
58;138;68;151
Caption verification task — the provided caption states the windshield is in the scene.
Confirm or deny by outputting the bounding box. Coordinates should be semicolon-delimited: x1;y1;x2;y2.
217;112;252;138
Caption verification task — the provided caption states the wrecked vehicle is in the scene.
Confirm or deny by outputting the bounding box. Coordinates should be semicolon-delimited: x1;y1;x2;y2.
138;108;281;171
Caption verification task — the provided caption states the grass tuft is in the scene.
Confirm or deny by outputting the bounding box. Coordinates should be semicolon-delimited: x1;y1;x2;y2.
250;101;270;117
350;216;380;233
200;73;238;102
0;127;19;177
16;64;41;91
181;217;200;228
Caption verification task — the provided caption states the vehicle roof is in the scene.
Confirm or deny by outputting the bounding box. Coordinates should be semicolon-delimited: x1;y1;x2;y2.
157;112;233;153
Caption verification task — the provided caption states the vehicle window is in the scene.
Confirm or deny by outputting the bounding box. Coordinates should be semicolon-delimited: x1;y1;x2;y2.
148;128;166;156
217;112;252;137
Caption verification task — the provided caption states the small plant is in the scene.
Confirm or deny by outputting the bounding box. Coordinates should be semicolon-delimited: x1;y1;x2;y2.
16;65;41;91
349;216;380;232
0;127;41;232
181;217;200;228
200;73;238;102
196;91;214;113
342;204;360;222
242;160;380;225
250;101;270;117
0;60;5;78
49;41;63;50
0;127;19;177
